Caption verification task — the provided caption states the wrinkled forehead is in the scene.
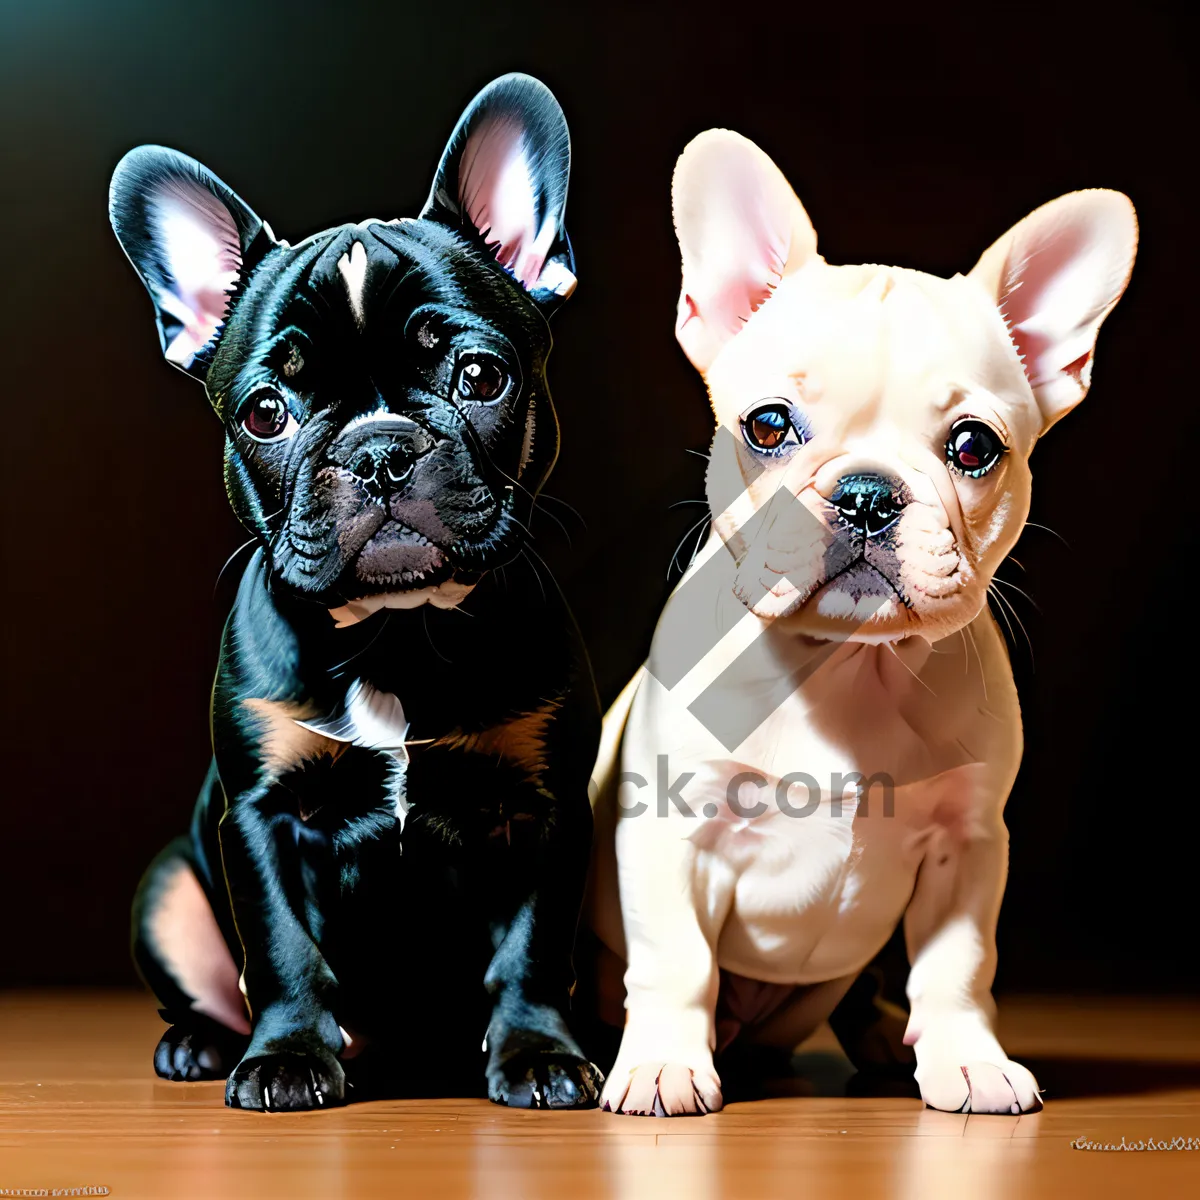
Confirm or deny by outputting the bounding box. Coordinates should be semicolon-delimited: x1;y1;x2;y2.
708;264;1034;424
265;223;447;327
238;219;542;349
300;223;409;321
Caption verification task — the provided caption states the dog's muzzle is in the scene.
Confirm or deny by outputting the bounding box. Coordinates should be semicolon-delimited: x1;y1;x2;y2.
329;417;438;502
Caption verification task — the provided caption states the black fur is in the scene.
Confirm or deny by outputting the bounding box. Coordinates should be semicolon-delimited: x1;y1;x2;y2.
113;75;602;1111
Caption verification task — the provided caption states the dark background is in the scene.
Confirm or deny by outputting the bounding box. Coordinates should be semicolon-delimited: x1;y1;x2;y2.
2;0;1195;992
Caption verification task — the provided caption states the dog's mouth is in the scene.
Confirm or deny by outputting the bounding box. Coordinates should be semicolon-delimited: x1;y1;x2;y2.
351;518;456;593
323;520;483;628
276;470;521;611
741;555;912;628
812;559;908;610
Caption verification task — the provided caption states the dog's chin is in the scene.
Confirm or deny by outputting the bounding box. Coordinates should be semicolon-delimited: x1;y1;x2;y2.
741;561;993;644
352;521;455;594
326;522;475;628
740;562;917;643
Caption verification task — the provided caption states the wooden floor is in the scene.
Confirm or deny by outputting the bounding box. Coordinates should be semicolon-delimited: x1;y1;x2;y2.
1;992;1198;1198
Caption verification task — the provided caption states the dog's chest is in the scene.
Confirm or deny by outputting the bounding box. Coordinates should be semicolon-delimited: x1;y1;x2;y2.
292;665;564;844
629;625;1020;984
695;755;991;983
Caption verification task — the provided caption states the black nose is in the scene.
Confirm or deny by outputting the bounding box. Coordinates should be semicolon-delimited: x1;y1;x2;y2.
830;473;906;538
332;419;436;501
350;444;420;499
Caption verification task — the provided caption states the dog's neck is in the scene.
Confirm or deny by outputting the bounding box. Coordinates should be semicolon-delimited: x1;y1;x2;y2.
763;621;936;681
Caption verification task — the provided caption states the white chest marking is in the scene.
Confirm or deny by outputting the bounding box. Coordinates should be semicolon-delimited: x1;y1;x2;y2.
294;680;410;824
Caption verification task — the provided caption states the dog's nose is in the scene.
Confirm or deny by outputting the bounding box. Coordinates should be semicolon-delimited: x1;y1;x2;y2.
332;418;436;501
348;442;422;499
830;473;906;538
359;441;418;483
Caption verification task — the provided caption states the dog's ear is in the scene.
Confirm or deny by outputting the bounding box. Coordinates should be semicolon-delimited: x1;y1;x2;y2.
109;147;273;379
422;73;574;312
672;130;820;374
969;190;1137;432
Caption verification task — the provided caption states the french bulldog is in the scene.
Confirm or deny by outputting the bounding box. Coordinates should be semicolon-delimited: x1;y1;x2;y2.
587;130;1136;1116
111;74;603;1112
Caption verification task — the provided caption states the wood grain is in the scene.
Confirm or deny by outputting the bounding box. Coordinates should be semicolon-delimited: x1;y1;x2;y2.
1;991;1197;1198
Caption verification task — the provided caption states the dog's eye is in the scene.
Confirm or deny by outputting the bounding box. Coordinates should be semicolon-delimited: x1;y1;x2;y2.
742;402;804;453
454;353;511;405
241;389;297;443
946;419;1006;478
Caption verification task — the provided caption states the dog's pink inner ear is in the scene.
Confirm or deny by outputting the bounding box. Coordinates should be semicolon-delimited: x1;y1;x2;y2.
970;190;1137;429
458;116;565;294
672;130;819;372
148;177;243;365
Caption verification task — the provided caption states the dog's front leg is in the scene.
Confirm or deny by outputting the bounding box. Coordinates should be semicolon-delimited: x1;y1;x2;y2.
903;817;1041;1114
219;788;345;1112
484;799;603;1109
601;813;732;1116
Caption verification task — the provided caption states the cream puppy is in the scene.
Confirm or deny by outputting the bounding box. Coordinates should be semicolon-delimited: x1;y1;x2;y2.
588;131;1136;1116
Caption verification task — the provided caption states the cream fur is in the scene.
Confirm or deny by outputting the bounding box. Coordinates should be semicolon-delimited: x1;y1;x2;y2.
591;130;1136;1117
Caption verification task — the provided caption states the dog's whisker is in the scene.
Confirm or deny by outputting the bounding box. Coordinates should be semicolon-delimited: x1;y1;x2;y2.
497;470;584;524
689;515;710;566
507;512;537;541
1003;592;1036;670
521;542;571;606
501;479;558;542
993;587;1031;667
422;606;452;665
668;512;712;580
534;491;585;526
991;576;1041;613
1022;520;1070;548
965;624;989;702
532;503;573;546
886;641;937;697
517;548;548;603
493;468;580;545
684;448;711;462
989;584;1035;670
214;537;258;596
987;585;1022;658
329;610;392;675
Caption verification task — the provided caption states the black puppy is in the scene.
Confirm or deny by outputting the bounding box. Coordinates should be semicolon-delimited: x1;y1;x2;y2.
110;75;602;1112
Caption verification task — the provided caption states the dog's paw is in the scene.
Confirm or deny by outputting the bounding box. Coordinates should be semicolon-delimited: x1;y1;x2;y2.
488;1047;603;1110
601;1061;723;1116
225;1051;345;1112
153;1022;245;1082
916;1055;1041;1114
912;1013;1041;1114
